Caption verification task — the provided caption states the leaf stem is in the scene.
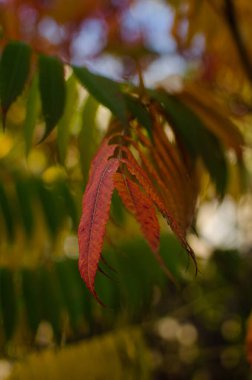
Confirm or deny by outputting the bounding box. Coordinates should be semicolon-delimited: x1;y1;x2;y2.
224;0;252;84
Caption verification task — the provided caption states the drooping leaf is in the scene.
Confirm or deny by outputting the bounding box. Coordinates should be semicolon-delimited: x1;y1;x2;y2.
0;41;31;128
114;172;159;253
78;139;120;300
120;147;196;264
23;75;40;155
73;66;127;125
57;74;78;163
79;95;100;186
38;54;66;140
151;90;228;197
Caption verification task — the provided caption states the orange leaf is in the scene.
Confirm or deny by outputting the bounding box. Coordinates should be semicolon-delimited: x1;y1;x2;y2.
120;150;196;267
114;172;177;282
78;152;120;301
114;172;160;252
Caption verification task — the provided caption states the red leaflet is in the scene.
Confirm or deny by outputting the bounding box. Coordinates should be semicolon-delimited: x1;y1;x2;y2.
78;156;120;301
86;138;117;190
114;172;160;252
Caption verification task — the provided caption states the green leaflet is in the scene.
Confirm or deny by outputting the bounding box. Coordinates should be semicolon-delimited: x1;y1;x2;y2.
66;259;93;329
55;260;86;332
38;55;66;140
0;41;31;128
21;268;42;334
37;266;64;341
35;179;63;237
0;268;17;340
56;181;79;231
0;183;15;241
79;95;100;187
151;90;228;197
73;66;127;126
124;94;153;139
57;74;78;163
23;75;40;155
15;178;34;238
110;190;125;226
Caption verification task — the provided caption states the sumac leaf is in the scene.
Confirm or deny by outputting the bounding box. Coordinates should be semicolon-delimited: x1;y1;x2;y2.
39;55;66;140
0;268;17;340
151;90;228;197
78;139;120;301
0;41;31;128
114;172;159;253
24;75;40;155
73;66;127;125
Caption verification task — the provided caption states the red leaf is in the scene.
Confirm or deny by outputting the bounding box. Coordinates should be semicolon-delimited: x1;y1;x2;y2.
114;172;160;252
120;149;196;267
78;152;120;301
114;172;178;282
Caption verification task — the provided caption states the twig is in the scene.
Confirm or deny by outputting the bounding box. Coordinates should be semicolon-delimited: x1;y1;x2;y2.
224;0;252;84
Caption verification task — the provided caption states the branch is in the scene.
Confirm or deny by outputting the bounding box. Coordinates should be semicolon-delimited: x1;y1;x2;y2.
224;0;252;84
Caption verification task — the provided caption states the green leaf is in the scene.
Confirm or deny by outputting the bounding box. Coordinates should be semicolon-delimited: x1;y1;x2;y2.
0;268;17;340
79;95;100;186
151;90;228;196
0;41;31;128
56;260;85;332
56;181;79;230
21;268;42;334
35;180;63;237
37;266;63;341
124;94;153;139
0;183;15;241
67;259;93;328
73;66;127;125
15;178;34;238
38;55;66;140
23;75;40;155
57;74;78;163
